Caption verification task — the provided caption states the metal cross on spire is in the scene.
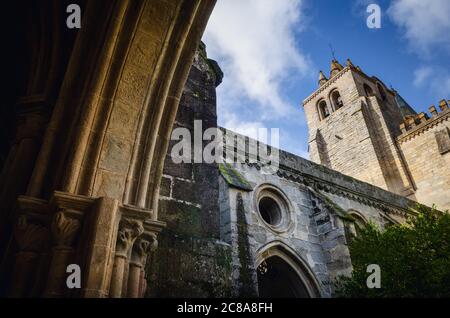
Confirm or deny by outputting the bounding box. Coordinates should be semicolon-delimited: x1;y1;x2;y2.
329;43;336;60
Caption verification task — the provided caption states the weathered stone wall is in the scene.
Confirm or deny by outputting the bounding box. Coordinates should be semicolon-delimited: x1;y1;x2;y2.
148;46;232;297
219;130;413;296
219;165;333;297
151;49;427;297
398;107;450;211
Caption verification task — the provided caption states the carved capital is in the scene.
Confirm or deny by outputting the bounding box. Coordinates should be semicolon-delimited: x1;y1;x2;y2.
51;211;81;247
130;233;157;266
14;215;49;253
116;219;144;258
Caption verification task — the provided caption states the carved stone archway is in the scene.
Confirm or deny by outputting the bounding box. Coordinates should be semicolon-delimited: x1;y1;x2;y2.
255;242;322;298
0;0;217;297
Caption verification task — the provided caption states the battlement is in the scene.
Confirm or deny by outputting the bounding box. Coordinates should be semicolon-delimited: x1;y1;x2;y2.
398;99;450;142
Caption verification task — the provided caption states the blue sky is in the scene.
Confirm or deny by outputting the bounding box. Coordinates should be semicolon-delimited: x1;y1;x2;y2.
203;0;450;158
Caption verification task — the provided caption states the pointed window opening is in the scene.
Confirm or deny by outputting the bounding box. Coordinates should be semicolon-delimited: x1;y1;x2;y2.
364;83;374;97
377;82;387;101
331;90;343;110
318;100;330;120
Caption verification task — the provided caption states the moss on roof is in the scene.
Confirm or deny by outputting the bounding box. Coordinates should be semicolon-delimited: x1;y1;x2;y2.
219;163;253;191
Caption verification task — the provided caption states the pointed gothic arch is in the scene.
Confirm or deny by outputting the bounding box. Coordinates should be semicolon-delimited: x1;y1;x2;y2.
347;210;368;237
255;242;322;298
330;89;343;110
376;82;387;101
317;99;330;120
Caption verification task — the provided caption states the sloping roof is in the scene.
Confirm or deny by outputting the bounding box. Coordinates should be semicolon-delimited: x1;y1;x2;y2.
219;163;253;191
394;92;417;118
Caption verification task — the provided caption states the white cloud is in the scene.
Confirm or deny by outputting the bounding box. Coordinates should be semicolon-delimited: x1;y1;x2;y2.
221;112;264;141
413;66;450;99
413;66;433;87
203;0;311;121
388;0;450;55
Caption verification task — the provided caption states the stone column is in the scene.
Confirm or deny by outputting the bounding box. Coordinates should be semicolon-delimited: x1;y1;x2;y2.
109;219;143;298
0;108;48;266
127;233;157;298
44;211;80;297
10;215;48;297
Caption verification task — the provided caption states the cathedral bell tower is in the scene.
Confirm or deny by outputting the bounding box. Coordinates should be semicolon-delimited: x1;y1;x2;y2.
302;59;416;198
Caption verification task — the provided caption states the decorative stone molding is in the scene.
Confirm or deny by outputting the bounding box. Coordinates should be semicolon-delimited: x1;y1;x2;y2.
15;196;50;253
274;164;412;217
47;191;95;247
51;212;81;247
130;233;157;267
109;204;165;297
220;127;416;218
14;215;49;252
116;218;144;257
11;196;52;297
110;217;144;298
50;191;95;216
126;233;157;298
44;192;95;297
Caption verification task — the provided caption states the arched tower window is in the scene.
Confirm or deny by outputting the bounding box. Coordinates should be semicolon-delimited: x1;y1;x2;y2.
377;82;387;101
330;90;343;110
364;83;374;97
318;100;330;120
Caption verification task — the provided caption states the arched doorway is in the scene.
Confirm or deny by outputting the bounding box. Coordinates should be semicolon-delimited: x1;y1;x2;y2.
256;244;322;298
257;256;311;298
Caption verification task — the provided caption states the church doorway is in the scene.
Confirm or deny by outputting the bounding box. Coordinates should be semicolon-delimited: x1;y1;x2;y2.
257;256;311;298
256;244;322;298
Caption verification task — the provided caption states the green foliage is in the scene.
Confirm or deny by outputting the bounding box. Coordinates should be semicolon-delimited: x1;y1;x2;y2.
335;205;450;297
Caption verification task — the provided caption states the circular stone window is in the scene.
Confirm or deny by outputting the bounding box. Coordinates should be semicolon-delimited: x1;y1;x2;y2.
258;197;282;226
256;186;292;233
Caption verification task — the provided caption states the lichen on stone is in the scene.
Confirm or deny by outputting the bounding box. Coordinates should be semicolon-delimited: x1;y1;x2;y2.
219;163;253;191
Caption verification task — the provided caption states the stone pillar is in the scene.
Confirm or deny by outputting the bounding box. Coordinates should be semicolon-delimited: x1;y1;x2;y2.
127;233;157;298
79;197;120;298
10;215;48;297
109;219;143;298
44;211;80;297
0;108;48;263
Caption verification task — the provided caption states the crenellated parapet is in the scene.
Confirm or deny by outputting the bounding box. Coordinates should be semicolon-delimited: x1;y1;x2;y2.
398;99;449;143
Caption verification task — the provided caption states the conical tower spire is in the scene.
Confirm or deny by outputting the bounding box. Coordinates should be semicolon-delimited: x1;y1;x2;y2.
330;59;343;77
318;70;328;86
346;58;355;68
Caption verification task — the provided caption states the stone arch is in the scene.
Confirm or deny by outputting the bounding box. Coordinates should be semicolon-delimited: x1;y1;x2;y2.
255;241;322;298
1;0;217;297
348;209;368;224
364;83;374;97
347;209;368;237
317;99;330;120
376;82;387;101
329;89;343;111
